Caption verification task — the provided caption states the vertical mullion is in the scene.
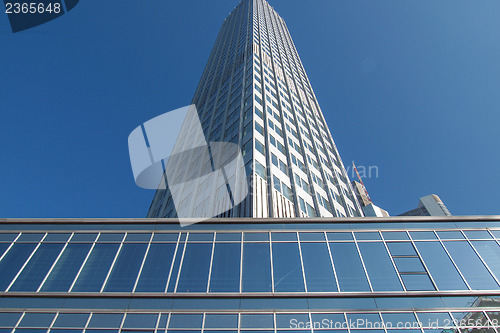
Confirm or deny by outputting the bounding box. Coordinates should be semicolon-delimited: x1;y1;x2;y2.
132;233;155;293
174;232;189;293
6;233;48;292
269;231;275;293
239;232;244;293
352;232;373;292
296;232;307;293
100;233;127;293
206;233;216;293
164;233;182;293
324;231;341;292
69;233;98;292
37;232;75;292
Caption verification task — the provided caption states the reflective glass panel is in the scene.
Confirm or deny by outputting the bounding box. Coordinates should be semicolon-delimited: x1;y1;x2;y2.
358;242;402;291
300;242;337;292
0;243;37;291
400;274;435;291
393;257;426;273
242;242;272;292
386;242;416;256
19;313;56;327
443;241;499;290
168;314;203;329
414;241;468;290
355;232;381;241
209;243;241;292
464;231;493;240
409;232;437;240
0;312;22;327
329;242;370;291
415;312;452;328
87;313;123;328
471;241;500;282
177;243;212;292
53;314;90;328
310;313;346;329
135;243;176;292
272;242;305;292
40;243;91;292
276;313;309;329
204;314;238;329
122;314;158;328
240;314;274;329
104;243;148;292
10;243;64;291
72;243;120;292
327;232;353;241
382;232;410;241
167;242;185;292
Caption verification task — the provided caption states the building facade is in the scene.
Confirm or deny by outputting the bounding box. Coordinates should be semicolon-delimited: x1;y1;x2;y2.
1;216;500;332
147;0;363;219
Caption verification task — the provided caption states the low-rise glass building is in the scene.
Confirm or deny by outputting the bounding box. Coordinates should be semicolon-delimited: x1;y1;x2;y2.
1;216;500;332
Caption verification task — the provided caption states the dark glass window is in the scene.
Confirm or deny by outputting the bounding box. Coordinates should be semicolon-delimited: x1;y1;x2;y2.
272;242;305;292
400;274;435;291
443;241;499;290
393;257;426;273
177;243;212;292
10;243;64;291
242;242;272;292
135;243;176;292
18;313;56;327
329;242;370;291
53;314;90;328
358;242;403;291
72;243;120;292
40;243;91;292
0;243;37;291
209;243;241;292
240;314;274;329
415;241;467;290
300;242;337;292
122;314;158;328
87;313;124;328
104;243;148;292
387;242;416;256
168;314;203;329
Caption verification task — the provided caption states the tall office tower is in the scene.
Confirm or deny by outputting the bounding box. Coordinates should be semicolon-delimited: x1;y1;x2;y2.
399;194;452;217
147;0;363;219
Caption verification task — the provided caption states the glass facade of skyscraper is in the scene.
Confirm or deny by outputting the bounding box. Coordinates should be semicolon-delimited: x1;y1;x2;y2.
147;0;363;219
1;216;500;331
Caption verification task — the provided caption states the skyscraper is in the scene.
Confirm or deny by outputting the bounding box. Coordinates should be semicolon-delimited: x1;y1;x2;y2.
147;0;363;219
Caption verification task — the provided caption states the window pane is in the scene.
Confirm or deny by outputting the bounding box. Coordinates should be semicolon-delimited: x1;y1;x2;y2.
464;231;493;240
122;314;158;328
272;242;305;292
301;242;337;292
310;313;346;329
0;243;37;291
276;313;309;329
409;231;437;240
40;243;91;292
0;312;22;327
443;241;499;290
393;257;426;273
104;243;148;292
401;274;435;291
329;242;370;291
355;232;381;241
10;243;64;291
209;243;241;292
272;232;297;241
19;313;56;327
87;313;123;328
381;312;419;328
358;242;402;291
327;232;353;241
242;242;272;292
416;312;452;328
387;242;416;256
415;241;467;290
177;243;212;292
168;314;203;329
382;232;409;241
53;314;90;328
204;314;238;329
345;313;382;329
471;240;500;282
135;243;176;292
240;314;274;329
72;243;120;292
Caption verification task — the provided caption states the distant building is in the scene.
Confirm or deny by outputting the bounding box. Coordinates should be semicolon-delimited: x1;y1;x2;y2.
351;180;389;217
399;194;451;216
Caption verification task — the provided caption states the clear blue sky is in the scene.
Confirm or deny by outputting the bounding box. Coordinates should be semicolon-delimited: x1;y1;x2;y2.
1;0;499;217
